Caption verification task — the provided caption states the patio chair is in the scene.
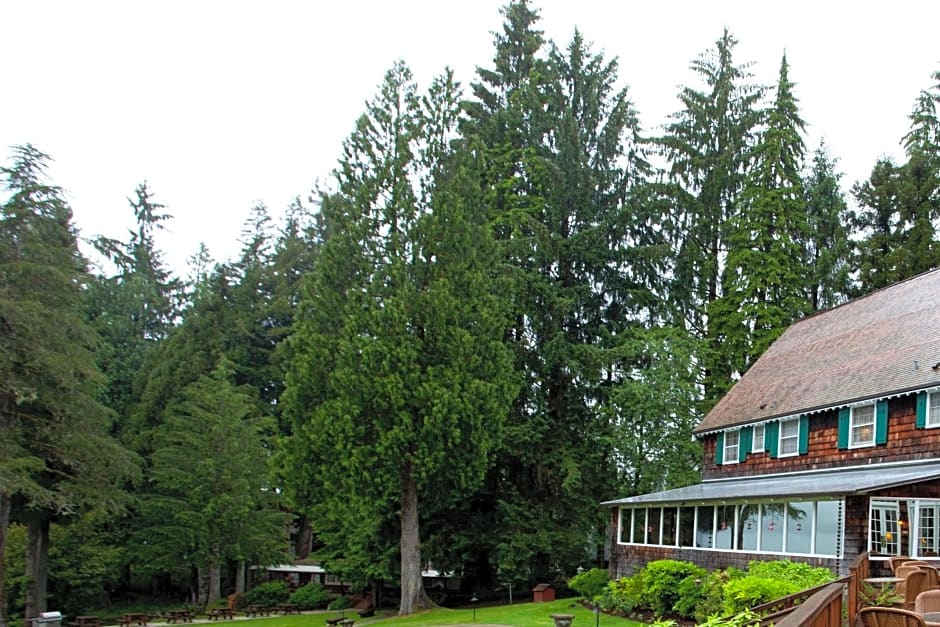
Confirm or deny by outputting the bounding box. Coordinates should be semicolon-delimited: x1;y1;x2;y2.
892;557;917;574
915;589;940;614
898;570;931;610
859;607;926;627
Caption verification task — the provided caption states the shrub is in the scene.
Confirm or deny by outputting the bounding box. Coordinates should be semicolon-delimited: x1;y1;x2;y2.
600;575;644;614
637;560;707;617
569;568;609;601
288;582;331;609
692;567;745;623
722;576;793;615
243;580;291;606
328;595;352;610
744;560;834;589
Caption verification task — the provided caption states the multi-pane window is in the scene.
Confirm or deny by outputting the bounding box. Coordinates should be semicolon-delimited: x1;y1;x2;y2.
850;404;876;447
929;393;940;428
752;424;765;452
619;499;843;557
869;499;900;555
723;430;740;464
919;503;938;556
779;418;800;456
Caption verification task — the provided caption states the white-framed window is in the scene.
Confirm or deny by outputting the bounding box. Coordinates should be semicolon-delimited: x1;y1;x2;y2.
928;392;940;428
723;430;740;464
850;404;876;448
616;499;843;557
779;417;800;456
752;424;765;453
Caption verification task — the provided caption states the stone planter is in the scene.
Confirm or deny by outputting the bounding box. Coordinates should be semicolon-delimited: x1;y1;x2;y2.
550;614;575;627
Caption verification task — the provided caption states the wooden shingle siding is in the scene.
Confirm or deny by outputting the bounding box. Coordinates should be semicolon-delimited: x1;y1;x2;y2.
701;393;938;480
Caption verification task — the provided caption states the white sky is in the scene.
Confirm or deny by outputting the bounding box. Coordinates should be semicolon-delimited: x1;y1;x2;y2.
1;1;938;274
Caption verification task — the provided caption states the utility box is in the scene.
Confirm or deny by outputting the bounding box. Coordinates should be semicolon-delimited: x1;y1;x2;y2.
532;583;555;602
33;612;63;627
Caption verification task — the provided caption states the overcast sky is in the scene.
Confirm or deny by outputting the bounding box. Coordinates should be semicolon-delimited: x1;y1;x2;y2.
2;1;938;274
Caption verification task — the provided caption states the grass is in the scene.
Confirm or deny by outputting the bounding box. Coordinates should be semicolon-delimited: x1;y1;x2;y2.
244;599;643;627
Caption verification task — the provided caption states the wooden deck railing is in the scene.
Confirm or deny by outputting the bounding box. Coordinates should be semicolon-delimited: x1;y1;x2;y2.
749;552;869;627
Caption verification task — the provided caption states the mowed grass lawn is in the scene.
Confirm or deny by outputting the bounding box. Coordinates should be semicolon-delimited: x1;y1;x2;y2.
256;599;643;626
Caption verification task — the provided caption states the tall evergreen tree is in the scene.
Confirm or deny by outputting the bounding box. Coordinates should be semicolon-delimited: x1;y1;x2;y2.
710;54;810;384
0;145;138;621
802;142;853;310
282;64;517;615
657;28;763;404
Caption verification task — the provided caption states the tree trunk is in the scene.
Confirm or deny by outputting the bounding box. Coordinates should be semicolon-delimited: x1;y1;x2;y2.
196;565;207;608
398;461;433;615
0;493;11;627
293;515;313;559
24;513;50;619
207;551;221;604
235;561;246;594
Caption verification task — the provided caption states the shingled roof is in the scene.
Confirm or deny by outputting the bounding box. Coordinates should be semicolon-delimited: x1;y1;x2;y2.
694;269;940;434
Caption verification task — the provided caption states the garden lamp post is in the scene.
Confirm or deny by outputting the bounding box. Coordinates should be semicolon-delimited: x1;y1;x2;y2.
471;594;479;622
594;601;600;627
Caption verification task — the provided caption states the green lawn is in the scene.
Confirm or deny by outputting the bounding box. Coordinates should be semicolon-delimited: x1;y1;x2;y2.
256;600;642;627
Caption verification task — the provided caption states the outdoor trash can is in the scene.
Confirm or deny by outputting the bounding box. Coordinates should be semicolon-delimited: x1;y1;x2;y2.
33;612;63;627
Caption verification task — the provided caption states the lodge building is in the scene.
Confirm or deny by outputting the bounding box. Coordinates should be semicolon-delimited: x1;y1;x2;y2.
604;269;940;577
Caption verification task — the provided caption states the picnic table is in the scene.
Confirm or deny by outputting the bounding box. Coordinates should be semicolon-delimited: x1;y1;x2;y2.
274;604;300;615
69;616;101;627
165;610;193;624
119;613;149;627
245;606;271;617
207;609;235;621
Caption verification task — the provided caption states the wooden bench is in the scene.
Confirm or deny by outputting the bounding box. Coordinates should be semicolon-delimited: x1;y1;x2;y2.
325;619;345;626
358;608;374;618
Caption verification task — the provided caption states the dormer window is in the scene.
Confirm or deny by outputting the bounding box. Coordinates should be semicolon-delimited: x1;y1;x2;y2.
850;404;876;448
723;430;740;465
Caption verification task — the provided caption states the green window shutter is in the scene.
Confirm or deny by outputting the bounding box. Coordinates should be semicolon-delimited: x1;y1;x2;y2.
875;400;889;445
715;432;724;465
798;414;810;455
767;421;780;458
739;427;753;463
837;407;850;449
917;392;928;429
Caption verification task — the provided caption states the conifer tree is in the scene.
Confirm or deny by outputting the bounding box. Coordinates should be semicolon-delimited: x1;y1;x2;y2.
282;64;516;615
0;145;138;620
657;28;763;404
710;54;810;386
802;142;853;310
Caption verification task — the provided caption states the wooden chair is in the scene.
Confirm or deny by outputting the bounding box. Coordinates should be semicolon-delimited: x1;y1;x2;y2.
898;570;930;610
915;589;940;613
919;566;940;590
860;607;926;627
893;557;917;574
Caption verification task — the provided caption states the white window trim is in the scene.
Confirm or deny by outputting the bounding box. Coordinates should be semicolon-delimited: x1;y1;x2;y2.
723;430;740;465
778;417;800;457
927;392;940;429
850;404;876;449
752;424;765;453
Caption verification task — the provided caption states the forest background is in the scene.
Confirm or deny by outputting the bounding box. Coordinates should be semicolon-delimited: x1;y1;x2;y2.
2;0;940;622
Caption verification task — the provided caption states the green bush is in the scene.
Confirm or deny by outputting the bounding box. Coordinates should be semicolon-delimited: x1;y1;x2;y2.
637;560;707;617
744;560;834;589
568;568;609;601
328;595;352;610
722;560;835;616
288;582;331;609
243;580;291;606
600;575;644;614
692;567;745;623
